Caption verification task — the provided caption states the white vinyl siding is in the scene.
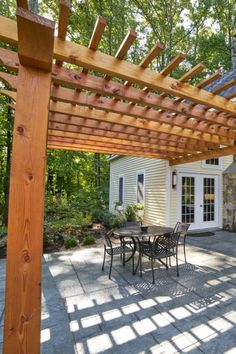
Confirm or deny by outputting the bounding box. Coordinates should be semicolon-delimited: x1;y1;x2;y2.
109;156;167;226
169;155;234;229
109;155;234;231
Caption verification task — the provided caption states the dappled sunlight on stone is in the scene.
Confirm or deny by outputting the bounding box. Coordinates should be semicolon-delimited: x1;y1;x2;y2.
3;230;236;353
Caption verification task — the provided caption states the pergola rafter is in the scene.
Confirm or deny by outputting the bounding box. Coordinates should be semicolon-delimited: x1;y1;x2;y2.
1;4;236;353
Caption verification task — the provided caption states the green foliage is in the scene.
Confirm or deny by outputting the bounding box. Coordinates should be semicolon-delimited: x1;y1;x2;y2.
0;226;7;238
82;234;96;245
125;204;138;222
1;0;235;229
98;211;127;229
64;237;78;249
45;195;92;229
136;203;144;210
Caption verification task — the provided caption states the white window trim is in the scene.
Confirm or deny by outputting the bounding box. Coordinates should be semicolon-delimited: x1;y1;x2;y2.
202;158;222;169
136;170;145;205
118;174;124;204
165;161;171;226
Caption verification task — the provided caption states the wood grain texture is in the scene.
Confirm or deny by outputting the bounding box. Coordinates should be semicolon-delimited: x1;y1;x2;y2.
48;124;193;153
170;145;236;165
2;83;229;145
48;113;213;150
16;8;54;71
1;15;236;115
47;141;171;158
48;86;236;142
49;101;233;145
3;65;52;354
1;49;235;131
3;9;53;354
161;53;186;76
47;134;184;156
17;0;28;9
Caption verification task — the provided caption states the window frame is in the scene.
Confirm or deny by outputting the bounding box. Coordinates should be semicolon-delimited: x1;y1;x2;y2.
118;174;124;204
202;158;222;169
136;170;145;205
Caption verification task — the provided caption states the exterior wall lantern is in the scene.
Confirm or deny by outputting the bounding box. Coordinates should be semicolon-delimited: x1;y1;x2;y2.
172;170;177;189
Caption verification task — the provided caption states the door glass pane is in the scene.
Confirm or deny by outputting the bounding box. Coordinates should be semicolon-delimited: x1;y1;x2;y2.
182;177;195;223
203;177;215;222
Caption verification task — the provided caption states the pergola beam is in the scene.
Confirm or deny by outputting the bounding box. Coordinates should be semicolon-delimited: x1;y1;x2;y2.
2;70;236;141
170;145;236;165
160;53;186;76
48;134;185;157
139;42;164;68
47;140;170;159
1;49;236;130
48;113;214;150
1;87;231;145
49;86;236;141
3;9;54;354
48;123;196;154
1;16;236;115
17;0;28;9
49;101;232;145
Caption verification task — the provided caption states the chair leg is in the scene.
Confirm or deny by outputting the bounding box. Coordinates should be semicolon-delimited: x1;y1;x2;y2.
176;247;179;277
122;243;126;266
102;246;106;271
132;253;134;275
109;253;113;279
139;250;142;277
151;257;155;284
183;237;187;263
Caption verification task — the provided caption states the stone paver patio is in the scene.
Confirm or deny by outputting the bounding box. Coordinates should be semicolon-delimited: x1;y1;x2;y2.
1;230;236;353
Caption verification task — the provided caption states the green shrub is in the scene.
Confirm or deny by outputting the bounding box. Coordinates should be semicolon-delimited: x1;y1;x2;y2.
82;234;96;245
0;227;7;238
99;211;126;229
64;237;78;249
125;204;137;222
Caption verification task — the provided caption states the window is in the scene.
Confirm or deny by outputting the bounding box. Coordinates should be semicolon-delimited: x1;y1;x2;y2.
137;173;144;204
205;158;219;166
118;176;124;204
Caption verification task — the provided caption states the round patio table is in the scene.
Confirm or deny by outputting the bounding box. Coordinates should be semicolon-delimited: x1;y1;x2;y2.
114;225;173;239
113;225;173;272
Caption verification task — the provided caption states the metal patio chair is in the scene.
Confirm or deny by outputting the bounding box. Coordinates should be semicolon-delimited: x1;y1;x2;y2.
102;229;135;279
175;222;191;263
139;231;181;284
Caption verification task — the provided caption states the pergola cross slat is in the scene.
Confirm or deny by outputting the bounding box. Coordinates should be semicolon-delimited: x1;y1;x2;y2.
1;15;236;115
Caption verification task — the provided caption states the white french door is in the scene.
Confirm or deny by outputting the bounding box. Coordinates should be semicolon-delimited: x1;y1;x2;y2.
179;174;219;230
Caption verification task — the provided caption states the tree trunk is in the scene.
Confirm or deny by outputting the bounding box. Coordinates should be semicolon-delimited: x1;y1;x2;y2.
94;153;101;188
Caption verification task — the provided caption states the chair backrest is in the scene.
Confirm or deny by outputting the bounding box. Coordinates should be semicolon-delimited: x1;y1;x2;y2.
102;229;114;248
173;221;181;233
155;231;181;250
175;222;190;235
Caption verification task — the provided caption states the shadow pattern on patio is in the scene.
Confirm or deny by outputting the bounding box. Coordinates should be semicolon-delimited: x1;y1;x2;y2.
2;230;236;353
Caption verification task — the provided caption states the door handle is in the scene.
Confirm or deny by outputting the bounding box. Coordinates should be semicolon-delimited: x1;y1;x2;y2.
200;205;203;207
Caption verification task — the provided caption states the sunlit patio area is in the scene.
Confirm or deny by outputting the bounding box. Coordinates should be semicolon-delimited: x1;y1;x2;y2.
1;230;236;354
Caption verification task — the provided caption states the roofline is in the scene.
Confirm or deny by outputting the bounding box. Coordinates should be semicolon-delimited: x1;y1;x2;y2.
107;154;123;162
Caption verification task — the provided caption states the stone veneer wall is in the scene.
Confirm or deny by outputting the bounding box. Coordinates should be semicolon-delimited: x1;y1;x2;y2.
223;156;236;231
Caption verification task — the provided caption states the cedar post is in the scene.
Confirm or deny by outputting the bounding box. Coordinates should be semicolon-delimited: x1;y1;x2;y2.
3;9;54;354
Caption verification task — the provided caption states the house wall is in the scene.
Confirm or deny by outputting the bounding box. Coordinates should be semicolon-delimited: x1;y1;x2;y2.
109;155;233;230
169;156;233;229
109;156;167;226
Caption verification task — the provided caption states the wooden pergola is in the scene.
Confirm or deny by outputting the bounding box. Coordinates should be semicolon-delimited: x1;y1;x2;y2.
1;1;236;353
